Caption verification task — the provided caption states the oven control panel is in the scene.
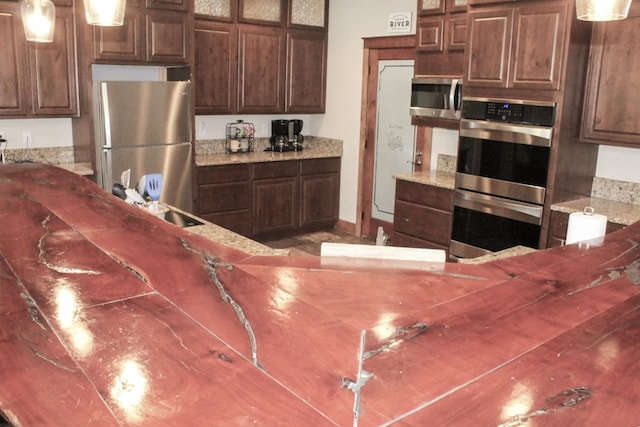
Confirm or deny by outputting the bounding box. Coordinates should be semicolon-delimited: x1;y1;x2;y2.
462;98;555;126
486;102;524;121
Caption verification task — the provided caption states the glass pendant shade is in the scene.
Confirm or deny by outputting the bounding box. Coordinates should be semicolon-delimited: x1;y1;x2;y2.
20;0;56;43
576;0;632;21
83;0;127;26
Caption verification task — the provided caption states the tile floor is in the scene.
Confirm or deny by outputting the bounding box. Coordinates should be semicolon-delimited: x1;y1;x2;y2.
256;229;375;256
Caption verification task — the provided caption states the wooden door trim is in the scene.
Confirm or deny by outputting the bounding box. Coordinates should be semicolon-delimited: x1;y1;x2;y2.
356;35;416;238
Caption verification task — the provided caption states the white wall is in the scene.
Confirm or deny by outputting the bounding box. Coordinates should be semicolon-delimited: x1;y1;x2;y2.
0;118;73;149
318;0;417;224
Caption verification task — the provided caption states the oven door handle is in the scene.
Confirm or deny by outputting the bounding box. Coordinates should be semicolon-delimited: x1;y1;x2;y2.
455;190;543;225
460;119;553;147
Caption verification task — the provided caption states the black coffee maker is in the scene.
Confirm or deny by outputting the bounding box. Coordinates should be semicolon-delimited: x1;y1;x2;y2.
269;119;304;152
270;119;289;152
288;119;304;151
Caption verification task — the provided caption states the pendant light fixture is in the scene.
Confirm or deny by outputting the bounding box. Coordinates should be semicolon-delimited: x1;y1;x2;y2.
20;0;56;43
576;0;632;21
83;0;127;26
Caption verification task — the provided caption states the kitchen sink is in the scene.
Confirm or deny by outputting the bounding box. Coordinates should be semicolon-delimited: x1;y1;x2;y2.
164;209;204;228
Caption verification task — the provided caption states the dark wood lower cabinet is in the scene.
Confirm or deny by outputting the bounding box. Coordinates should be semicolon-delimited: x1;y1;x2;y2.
196;157;340;239
197;163;252;236
300;158;340;229
547;210;625;248
253;161;300;236
393;179;453;252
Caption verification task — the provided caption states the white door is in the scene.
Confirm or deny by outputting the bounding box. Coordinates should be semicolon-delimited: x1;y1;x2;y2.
371;60;416;223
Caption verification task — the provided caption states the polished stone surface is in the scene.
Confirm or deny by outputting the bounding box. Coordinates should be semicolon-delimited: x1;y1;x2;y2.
392;169;456;189
1;163;640;426
195;137;343;166
551;196;640;226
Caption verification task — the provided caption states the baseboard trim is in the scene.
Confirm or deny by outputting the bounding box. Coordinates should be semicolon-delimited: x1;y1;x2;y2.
335;219;358;236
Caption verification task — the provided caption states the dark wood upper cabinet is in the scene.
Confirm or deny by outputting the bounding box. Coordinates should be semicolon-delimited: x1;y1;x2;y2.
194;0;328;114
464;7;512;87
146;9;190;63
288;0;328;29
237;26;286;113
415;0;467;76
93;3;190;64
28;7;78;116
581;3;640;147
0;2;28;116
465;1;568;91
194;21;237;114
239;0;284;25
93;13;145;62
418;0;446;15
286;30;326;113
0;2;77;118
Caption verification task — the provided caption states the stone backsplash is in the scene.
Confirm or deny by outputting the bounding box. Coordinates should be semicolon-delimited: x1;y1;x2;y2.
2;147;74;165
195;136;342;156
592;177;640;205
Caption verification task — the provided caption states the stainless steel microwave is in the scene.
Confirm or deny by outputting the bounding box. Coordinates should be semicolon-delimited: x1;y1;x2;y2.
410;78;462;120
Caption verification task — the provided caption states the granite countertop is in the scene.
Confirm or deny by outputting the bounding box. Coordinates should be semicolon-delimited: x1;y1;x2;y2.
184;221;289;257
392;169;456;190
195;137;343;167
551;197;640;226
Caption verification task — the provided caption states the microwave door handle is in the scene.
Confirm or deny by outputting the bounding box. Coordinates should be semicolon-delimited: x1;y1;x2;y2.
450;79;461;118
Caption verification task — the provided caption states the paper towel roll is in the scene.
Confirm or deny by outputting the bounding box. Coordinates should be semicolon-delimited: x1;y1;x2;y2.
565;208;608;245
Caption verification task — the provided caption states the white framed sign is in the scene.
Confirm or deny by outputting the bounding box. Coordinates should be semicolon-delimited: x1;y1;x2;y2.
388;12;412;33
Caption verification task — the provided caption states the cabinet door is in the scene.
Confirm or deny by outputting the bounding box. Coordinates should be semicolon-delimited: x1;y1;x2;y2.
582;4;640;147
465;7;513;88
146;10;190;63
194;0;235;21
419;0;446;15
28;7;78;116
0;3;28;116
194;21;237;114
93;11;145;62
286;30;326;113
509;2;567;90
300;158;339;229
417;17;444;52
239;0;283;24
289;0;327;28
253;161;299;235
446;15;467;52
238;26;285;113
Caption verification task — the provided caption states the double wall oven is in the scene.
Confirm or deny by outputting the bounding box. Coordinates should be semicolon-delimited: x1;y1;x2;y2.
450;97;556;259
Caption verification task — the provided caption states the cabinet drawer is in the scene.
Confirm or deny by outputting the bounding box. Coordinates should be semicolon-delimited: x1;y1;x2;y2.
254;161;299;179
392;232;449;251
301;157;340;175
395;180;453;212
198;164;251;184
198;182;251;213
549;210;569;239
394;200;452;246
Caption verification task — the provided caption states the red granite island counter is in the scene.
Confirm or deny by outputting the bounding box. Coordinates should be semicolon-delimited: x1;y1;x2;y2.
1;163;639;426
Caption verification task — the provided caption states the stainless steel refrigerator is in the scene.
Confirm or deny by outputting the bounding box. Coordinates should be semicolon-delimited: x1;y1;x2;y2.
93;81;194;212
